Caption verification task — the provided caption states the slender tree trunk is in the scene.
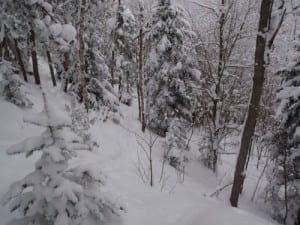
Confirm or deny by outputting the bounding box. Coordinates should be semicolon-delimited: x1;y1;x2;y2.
30;30;41;85
63;52;69;93
118;74;122;101
139;26;146;132
111;49;115;87
14;39;28;82
78;0;89;111
2;35;10;60
149;133;154;187
150;151;153;187
27;33;31;59
230;0;274;207
137;4;146;132
46;50;56;86
137;57;141;120
283;137;288;225
296;209;300;225
0;36;3;61
210;0;225;173
213;0;225;124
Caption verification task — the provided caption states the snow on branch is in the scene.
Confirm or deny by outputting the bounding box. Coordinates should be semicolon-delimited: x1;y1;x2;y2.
6;136;44;156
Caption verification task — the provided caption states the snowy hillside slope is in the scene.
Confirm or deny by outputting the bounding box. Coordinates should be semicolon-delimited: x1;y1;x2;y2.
0;60;278;225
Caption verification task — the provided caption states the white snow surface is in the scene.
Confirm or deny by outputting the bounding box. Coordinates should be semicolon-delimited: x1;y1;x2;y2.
0;59;279;225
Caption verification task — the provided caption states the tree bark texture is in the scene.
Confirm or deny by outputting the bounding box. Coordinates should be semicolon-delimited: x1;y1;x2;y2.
230;0;274;207
63;52;69;93
210;0;225;173
111;49;115;87
1;35;11;60
46;50;56;87
30;30;41;85
138;26;146;132
0;36;3;61
14;39;28;82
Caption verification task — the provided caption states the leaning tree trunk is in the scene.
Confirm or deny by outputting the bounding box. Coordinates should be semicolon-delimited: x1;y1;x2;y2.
78;0;89;111
46;50;56;87
14;39;28;82
1;34;11;61
230;0;274;207
29;30;41;85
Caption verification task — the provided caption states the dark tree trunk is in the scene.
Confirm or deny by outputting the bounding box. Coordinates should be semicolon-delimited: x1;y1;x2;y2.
14;39;28;82
0;36;3;61
29;30;41;85
111;50;115;87
137;56;141;121
230;0;274;207
118;74;122;101
296;208;300;225
63;52;69;93
3;36;10;60
138;26;146;132
79;0;89;111
46;50;56;87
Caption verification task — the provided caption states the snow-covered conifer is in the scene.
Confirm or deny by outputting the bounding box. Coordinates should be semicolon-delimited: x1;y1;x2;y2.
266;36;300;225
1;93;120;225
112;1;137;105
144;0;198;136
164;118;190;171
144;0;199;167
84;1;119;112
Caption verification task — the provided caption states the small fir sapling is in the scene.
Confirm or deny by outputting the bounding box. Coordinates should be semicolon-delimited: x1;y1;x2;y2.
1;93;121;225
164;118;190;171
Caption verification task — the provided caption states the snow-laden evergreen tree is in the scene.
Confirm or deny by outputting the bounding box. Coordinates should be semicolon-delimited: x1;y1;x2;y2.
0;0;78;87
266;36;300;225
46;0;79;91
111;1;137;105
0;1;50;107
84;1;119;112
1;0;62;85
144;0;198;136
69;96;92;144
58;1;119;113
1;0;39;65
1;93;120;225
163;117;190;171
144;0;199;166
0;60;32;108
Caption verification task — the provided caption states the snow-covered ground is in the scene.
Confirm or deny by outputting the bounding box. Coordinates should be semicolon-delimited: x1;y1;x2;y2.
0;60;278;225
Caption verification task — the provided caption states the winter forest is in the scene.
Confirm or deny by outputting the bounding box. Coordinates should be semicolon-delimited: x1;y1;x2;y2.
0;0;299;224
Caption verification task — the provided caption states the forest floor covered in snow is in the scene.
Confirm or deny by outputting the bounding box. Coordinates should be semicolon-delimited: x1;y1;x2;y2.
0;60;279;225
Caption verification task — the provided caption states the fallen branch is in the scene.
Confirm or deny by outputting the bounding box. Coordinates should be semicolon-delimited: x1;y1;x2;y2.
210;182;233;197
